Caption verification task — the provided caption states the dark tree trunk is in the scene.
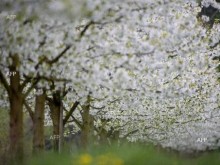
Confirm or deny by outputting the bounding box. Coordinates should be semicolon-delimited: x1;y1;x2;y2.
8;54;24;163
48;91;61;151
9;90;24;163
81;95;94;149
33;91;46;154
49;102;60;151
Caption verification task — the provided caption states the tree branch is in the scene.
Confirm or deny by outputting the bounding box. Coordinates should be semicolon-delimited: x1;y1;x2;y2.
35;45;71;69
69;115;82;129
24;78;40;98
80;21;94;38
24;101;34;121
20;75;32;91
0;70;10;94
122;129;139;139
49;45;71;64
64;107;82;129
63;101;80;125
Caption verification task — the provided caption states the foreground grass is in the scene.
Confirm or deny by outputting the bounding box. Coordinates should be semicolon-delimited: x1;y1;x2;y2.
26;144;220;165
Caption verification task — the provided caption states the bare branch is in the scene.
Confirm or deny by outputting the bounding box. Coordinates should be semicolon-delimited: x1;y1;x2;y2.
24;78;40;98
24;101;34;121
65;108;82;129
35;45;71;69
49;45;71;64
122;129;139;139
63;101;80;125
70;116;82;129
80;21;94;37
90;105;106;110
0;70;10;94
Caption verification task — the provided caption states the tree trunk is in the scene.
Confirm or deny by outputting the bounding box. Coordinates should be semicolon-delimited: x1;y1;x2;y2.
9;55;24;163
81;95;94;149
48;91;61;152
99;128;108;144
49;103;60;151
33;91;46;154
58;102;63;153
9;91;24;163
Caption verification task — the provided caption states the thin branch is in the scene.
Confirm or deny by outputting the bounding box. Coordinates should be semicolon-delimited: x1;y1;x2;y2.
122;129;139;139
20;75;32;91
67;114;82;129
72;116;82;129
79;15;123;39
0;70;10;94
37;75;71;83
35;45;71;69
24;78;40;98
34;56;48;70
80;21;94;37
49;45;71;64
24;101;34;121
63;101;80;125
90;105;105;110
22;74;71;92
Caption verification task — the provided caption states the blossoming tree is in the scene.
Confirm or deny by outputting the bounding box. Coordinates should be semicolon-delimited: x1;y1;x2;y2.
0;0;220;162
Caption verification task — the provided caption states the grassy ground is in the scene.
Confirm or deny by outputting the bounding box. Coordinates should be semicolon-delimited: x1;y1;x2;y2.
25;143;220;165
1;110;220;165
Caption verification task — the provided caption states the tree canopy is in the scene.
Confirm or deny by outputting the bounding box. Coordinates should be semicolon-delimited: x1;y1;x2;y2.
0;0;220;162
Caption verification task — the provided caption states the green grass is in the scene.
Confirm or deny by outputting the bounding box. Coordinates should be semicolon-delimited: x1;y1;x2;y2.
25;143;220;165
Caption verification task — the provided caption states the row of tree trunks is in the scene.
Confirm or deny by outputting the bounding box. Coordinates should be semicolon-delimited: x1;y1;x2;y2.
0;54;72;162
